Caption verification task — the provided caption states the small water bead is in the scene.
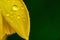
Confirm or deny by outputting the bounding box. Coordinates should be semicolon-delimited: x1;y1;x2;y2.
12;5;18;11
7;1;10;2
17;16;20;19
6;14;10;16
4;0;10;2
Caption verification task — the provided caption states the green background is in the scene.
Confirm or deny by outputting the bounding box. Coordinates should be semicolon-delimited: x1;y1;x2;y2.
7;0;60;40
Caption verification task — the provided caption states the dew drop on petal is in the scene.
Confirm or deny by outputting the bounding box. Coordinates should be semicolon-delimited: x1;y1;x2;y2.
5;0;10;2
7;1;10;2
17;16;20;19
12;5;18;11
7;0;10;2
6;14;10;16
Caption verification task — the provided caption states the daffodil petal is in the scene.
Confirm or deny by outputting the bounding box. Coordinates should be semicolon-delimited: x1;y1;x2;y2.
3;17;15;35
0;13;6;40
2;0;30;40
1;35;7;40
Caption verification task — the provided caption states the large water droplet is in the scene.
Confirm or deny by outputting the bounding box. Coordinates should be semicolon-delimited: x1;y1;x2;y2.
12;5;18;11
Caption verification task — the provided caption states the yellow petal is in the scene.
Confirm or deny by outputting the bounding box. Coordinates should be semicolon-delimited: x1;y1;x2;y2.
1;0;30;40
3;17;15;35
0;12;7;40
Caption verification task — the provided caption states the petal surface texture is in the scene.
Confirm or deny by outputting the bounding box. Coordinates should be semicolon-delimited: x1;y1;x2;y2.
0;0;30;40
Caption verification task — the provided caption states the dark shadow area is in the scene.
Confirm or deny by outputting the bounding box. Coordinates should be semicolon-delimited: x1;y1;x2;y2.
7;33;25;40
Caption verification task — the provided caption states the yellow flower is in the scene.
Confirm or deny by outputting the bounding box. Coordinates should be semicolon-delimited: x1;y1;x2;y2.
0;0;30;40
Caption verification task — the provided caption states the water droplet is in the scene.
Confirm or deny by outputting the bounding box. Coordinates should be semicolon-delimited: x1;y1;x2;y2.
5;0;10;2
17;16;20;19
7;0;10;2
12;5;18;11
6;14;10;16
